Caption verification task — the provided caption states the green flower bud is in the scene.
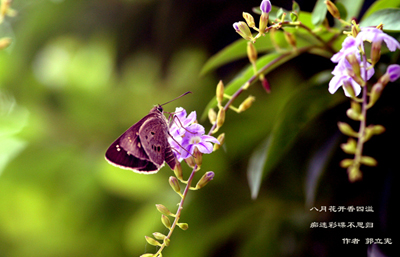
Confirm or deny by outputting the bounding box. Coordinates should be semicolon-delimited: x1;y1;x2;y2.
238;95;255;113
195;171;215;189
360;156;377;167
371;40;382;66
342;79;356;98
164;237;170;247
153;232;167;240
338;122;359;138
161;214;171;229
243;12;255;28
340;138;357;154
247;42;257;64
346;108;363;121
193;147;203;167
213;133;225;151
368;82;383;108
177;222;189;230
340;159;354;168
259;12;269;34
233;21;254;41
145;236;162;246
0;37;11;50
173;162;183;181
325;0;340;19
169;176;181;195
347;165;362;182
216;80;224;105
346;54;361;82
284;31;296;49
216;108;225;128
208;108;217;125
155;204;174;217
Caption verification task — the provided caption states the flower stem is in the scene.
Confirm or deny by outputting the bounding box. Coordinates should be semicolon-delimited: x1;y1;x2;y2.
154;165;198;256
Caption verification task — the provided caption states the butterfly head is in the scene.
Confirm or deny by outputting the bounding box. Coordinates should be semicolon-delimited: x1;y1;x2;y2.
150;105;164;114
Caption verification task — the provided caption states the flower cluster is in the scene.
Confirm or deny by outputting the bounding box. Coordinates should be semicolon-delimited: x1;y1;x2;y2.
329;27;400;97
169;107;219;162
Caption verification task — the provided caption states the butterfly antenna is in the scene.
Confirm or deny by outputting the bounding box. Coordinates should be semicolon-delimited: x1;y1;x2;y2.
160;91;192;106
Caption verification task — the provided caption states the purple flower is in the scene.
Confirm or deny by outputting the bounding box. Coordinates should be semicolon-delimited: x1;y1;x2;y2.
260;0;272;14
328;27;400;97
168;107;219;162
357;27;400;52
386;64;400;82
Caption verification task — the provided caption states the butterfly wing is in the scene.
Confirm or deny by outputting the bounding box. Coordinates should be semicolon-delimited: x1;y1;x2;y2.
139;114;176;171
105;114;160;174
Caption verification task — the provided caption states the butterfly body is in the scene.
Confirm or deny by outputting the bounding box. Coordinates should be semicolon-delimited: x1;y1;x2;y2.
105;105;176;174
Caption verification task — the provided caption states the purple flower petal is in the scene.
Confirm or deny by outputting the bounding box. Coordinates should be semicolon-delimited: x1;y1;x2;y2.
387;64;400;82
260;0;271;14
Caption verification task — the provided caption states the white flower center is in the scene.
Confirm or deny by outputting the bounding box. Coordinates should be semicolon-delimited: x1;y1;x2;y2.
189;136;201;145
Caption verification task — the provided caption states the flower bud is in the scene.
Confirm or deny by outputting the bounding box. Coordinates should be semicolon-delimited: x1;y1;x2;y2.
145;236;162;246
340;159;354;168
371;40;382;66
208;108;217;125
347;165;362;182
284;31;296;49
161;214;171;229
346;54;361;81
193;147;203;167
153;232;167;240
360;156;377;167
213;133;225;151
260;0;272;14
233;21;254;41
238;95;255;112
259;12;269;34
342;79;356;98
156;204;174;216
184;156;196;169
325;0;340;19
340;138;357;154
0;37;11;50
367;82;383;108
363;124;385;142
261;75;271;93
177;222;189;230
216;80;224;105
164;237;170;246
346;108;363;121
338;122;359;137
216;108;225;128
386;64;400;82
247;42;257;64
173;162;183;181
195;171;215;189
350;101;361;114
169;176;181;195
243;12;255;28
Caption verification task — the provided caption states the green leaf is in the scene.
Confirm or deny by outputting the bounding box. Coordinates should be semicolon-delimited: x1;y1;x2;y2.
312;0;328;26
335;2;348;21
337;0;363;20
247;136;272;199
247;71;344;199
360;8;400;32
362;0;400;20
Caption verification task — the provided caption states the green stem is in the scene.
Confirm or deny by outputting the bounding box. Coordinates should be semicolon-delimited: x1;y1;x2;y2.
154;165;198;256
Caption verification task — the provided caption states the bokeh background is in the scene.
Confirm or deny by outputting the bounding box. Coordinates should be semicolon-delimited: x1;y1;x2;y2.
0;0;398;256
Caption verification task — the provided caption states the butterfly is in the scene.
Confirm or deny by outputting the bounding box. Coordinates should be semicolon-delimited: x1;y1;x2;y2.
105;92;191;174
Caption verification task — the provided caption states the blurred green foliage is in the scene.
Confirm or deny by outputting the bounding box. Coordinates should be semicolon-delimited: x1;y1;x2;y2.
1;0;399;257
